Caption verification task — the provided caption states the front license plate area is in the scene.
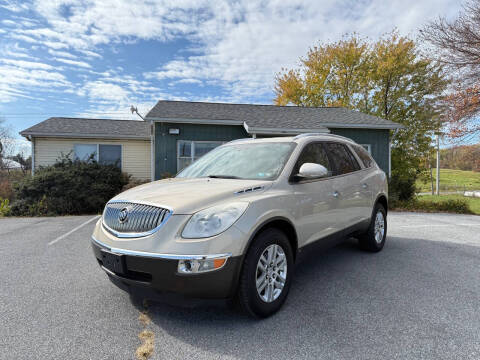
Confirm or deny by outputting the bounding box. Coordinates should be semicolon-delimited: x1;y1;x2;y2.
101;250;126;275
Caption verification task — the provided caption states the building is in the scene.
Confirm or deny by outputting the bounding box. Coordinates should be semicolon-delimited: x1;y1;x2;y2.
20;101;402;180
20;117;151;180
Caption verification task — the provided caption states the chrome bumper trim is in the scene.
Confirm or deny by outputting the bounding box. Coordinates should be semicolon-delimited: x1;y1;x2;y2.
91;236;232;260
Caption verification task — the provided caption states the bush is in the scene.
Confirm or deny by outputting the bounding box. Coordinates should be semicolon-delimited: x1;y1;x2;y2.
391;197;473;214
0;198;10;216
389;174;416;202
10;155;129;216
0;180;14;201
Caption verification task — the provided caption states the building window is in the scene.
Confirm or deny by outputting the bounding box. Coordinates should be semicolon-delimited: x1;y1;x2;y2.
74;144;122;168
360;144;371;154
99;145;121;166
74;144;97;161
177;140;223;172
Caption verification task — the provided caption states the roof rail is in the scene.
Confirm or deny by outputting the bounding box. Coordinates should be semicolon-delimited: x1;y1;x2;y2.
293;133;353;141
226;138;254;144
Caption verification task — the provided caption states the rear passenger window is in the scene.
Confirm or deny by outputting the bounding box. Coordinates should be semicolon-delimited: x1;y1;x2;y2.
293;143;333;177
324;143;360;175
352;144;375;168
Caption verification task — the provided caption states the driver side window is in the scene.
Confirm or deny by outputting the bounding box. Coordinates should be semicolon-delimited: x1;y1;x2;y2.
293;142;333;178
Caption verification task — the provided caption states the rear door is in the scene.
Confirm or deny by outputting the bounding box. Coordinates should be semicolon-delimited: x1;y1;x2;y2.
323;142;368;229
350;144;377;214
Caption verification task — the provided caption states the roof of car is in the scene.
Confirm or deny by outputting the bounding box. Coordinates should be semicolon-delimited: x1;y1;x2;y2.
225;133;356;145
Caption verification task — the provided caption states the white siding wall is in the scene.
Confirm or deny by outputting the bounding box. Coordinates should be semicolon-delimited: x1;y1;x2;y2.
34;137;151;180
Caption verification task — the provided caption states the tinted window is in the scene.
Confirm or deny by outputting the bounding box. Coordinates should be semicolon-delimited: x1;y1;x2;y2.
292;142;333;177
324;143;360;175
353;144;375;168
99;145;121;167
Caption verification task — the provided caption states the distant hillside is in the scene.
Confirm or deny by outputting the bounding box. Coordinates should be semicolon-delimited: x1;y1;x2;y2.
440;144;480;172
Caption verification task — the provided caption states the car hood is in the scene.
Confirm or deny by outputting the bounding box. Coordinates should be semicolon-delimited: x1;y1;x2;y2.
111;177;272;214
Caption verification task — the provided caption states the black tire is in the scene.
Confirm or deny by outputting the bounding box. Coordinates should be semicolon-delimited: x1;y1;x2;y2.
237;228;294;318
358;203;387;252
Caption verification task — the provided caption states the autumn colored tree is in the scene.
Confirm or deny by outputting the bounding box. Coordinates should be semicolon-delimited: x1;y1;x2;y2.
420;0;480;138
274;33;449;188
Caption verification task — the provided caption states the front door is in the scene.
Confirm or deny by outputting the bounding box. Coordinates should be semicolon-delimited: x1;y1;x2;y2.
290;142;340;247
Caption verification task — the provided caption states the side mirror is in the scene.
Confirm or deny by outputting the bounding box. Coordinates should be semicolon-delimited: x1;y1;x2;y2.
297;163;329;179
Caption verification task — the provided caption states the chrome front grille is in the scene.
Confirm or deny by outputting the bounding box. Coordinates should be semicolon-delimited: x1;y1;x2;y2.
102;201;171;237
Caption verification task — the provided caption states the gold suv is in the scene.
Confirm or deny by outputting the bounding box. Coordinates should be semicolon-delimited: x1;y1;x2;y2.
91;133;388;317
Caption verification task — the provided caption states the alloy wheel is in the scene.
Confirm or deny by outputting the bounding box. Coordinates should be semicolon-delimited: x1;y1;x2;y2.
255;244;287;303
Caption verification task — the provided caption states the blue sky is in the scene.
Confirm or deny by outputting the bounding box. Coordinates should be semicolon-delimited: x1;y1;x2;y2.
0;0;462;153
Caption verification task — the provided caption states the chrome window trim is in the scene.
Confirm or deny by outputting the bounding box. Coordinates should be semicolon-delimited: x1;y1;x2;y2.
92;236;232;260
102;199;174;238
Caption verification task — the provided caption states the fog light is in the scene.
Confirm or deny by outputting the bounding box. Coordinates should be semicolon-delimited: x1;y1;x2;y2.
178;257;227;274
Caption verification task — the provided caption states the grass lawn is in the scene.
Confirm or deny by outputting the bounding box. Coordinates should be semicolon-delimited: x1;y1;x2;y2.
416;168;480;193
417;194;480;215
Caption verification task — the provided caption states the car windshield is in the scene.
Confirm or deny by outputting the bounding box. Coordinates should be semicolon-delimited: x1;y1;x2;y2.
176;142;296;180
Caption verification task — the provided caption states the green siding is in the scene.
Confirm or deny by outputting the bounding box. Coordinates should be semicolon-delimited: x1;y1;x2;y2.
154;123;390;179
155;122;247;179
330;128;390;173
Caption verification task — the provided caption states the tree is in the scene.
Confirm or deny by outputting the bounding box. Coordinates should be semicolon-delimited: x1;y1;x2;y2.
420;0;480;139
10;153;32;174
0;117;14;171
274;32;449;190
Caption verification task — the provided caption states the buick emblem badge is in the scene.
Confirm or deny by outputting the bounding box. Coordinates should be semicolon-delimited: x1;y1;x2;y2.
118;207;129;223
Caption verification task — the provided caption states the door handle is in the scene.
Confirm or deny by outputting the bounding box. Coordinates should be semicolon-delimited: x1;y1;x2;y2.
333;191;339;198
362;183;368;189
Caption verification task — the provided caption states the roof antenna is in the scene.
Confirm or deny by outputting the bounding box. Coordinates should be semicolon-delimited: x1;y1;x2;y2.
130;105;145;120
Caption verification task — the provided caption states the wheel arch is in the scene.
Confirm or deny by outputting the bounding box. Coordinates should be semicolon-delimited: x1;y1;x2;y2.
243;217;299;262
375;193;388;215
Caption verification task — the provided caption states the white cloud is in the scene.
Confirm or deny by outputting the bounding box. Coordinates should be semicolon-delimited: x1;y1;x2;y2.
0;0;463;107
2;19;16;26
81;81;130;102
80;49;102;59
0;1;29;13
54;57;91;68
144;0;462;100
1;59;54;70
47;49;77;59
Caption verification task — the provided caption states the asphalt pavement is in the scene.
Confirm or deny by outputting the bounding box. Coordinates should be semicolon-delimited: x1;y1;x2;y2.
1;212;480;359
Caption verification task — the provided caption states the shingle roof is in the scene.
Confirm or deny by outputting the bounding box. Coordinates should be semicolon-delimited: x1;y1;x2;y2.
20;117;150;139
145;100;402;132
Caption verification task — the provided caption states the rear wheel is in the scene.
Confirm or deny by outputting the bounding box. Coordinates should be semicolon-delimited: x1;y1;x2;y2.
237;228;294;318
358;203;387;252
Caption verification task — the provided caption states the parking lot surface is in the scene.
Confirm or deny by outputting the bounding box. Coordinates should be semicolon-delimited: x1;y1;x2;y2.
1;212;480;359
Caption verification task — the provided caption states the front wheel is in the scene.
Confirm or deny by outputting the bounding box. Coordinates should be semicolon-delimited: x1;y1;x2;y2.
237;228;294;318
358;203;387;252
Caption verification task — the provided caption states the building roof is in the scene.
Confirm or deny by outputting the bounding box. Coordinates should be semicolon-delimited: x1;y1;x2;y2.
20;117;150;140
145;100;402;134
2;159;22;169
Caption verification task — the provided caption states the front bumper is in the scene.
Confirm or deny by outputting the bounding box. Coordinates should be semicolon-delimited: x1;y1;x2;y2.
91;236;242;299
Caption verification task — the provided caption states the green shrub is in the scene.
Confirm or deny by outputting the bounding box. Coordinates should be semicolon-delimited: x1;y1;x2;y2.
391;197;473;214
0;180;14;201
389;174;416;202
10;155;129;216
0;198;10;216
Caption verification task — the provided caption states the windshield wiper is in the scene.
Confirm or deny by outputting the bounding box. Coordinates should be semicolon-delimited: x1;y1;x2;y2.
207;175;242;179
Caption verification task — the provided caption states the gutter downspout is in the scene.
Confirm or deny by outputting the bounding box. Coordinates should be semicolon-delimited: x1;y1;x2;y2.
388;135;391;178
150;120;155;182
29;135;35;176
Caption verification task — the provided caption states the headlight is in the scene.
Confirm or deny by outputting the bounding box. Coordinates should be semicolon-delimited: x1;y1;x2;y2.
181;202;248;238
